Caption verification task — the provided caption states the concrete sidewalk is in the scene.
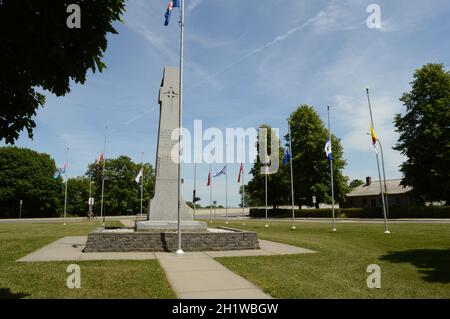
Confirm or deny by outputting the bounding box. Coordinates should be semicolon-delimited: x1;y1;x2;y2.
156;252;272;299
17;237;156;262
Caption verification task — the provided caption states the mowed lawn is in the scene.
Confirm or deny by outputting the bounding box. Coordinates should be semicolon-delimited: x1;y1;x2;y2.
213;221;450;299
0;221;175;299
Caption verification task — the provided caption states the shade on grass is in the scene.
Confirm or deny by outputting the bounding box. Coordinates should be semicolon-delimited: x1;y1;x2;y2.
0;222;175;299
214;221;450;299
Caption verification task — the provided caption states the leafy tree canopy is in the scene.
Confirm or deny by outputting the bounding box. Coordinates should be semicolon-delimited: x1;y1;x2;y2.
287;105;349;207
394;63;450;203
0;0;126;144
0;146;61;217
349;179;365;190
87;156;155;215
246;124;290;209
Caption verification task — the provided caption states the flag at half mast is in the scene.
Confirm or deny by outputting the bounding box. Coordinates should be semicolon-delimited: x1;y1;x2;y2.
207;171;211;186
324;139;333;161
164;0;180;26
282;148;291;166
135;168;144;183
213;165;227;178
237;163;244;183
370;126;379;154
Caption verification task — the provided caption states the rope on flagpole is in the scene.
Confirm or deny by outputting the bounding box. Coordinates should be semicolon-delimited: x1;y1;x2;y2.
288;121;296;230
366;88;390;234
100;126;107;227
176;0;185;255
327;106;336;232
140;152;144;216
63;147;69;226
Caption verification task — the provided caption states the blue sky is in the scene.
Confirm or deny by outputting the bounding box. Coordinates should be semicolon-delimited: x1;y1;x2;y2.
4;0;450;207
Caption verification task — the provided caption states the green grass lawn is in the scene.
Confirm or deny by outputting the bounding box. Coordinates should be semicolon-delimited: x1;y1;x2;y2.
212;221;450;299
0;221;175;299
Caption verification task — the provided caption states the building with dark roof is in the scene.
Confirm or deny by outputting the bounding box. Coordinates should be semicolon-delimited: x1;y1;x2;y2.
344;177;416;208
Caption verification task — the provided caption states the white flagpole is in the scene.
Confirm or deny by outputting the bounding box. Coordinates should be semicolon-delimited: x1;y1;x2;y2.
176;0;185;255
63;147;69;226
100;126;107;227
265;164;269;228
225;165;229;224
241;140;246;225
193;162;197;219
366;88;390;234
327;106;337;232
242;166;246;226
140;152;144;216
288;122;296;229
209;164;213;223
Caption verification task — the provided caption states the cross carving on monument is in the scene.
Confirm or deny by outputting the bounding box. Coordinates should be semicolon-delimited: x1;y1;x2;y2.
164;87;178;113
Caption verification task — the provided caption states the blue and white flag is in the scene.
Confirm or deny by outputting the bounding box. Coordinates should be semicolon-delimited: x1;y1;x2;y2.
213;165;227;178
53;168;62;180
324;139;333;161
164;0;180;26
282;148;291;166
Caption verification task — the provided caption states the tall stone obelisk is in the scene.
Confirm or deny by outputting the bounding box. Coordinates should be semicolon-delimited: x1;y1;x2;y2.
137;67;207;231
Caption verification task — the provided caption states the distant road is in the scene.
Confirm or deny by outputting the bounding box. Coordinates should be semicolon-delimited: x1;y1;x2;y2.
0;215;138;224
1;209;449;224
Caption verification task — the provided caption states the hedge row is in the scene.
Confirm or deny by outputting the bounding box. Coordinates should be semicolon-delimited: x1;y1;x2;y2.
249;206;450;219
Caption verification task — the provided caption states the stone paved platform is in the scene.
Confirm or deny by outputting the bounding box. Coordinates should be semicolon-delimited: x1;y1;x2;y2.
17;237;315;261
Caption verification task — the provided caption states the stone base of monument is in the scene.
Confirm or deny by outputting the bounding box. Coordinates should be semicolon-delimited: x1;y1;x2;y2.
135;220;208;232
83;227;260;252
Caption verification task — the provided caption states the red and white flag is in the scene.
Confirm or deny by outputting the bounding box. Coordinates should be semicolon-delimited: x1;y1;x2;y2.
237;163;244;183
207;172;211;187
95;153;105;165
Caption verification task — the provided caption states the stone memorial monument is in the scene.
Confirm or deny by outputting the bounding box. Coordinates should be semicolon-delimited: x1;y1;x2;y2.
137;67;207;231
83;67;259;252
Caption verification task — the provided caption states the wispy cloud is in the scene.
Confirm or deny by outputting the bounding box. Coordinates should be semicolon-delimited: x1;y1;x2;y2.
212;0;365;78
187;0;204;11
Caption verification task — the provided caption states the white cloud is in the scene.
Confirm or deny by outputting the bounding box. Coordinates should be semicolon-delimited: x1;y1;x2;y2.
187;0;203;11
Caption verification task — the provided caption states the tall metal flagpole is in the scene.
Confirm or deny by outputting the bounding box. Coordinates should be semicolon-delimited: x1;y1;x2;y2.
327;106;337;232
176;0;185;255
225;165;229;224
193;163;197;219
242;140;246;226
209;164;213;223
140;152;144;216
264;165;269;228
100;126;107;227
366;88;390;234
378;141;390;218
288;122;296;229
242;167;246;226
63;147;69;226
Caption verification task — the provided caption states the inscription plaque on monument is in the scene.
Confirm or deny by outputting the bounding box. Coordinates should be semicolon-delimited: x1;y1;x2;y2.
137;67;207;231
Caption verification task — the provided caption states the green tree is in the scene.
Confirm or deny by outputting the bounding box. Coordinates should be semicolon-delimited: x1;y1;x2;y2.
349;179;365;190
0;0;125;144
87;156;155;215
239;185;256;207
394;63;450;203
246;125;289;209
287;105;349;208
62;176;91;216
0;147;61;218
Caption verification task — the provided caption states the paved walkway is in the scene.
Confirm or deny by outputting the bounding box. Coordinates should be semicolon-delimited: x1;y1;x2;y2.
17;236;315;299
157;252;272;299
